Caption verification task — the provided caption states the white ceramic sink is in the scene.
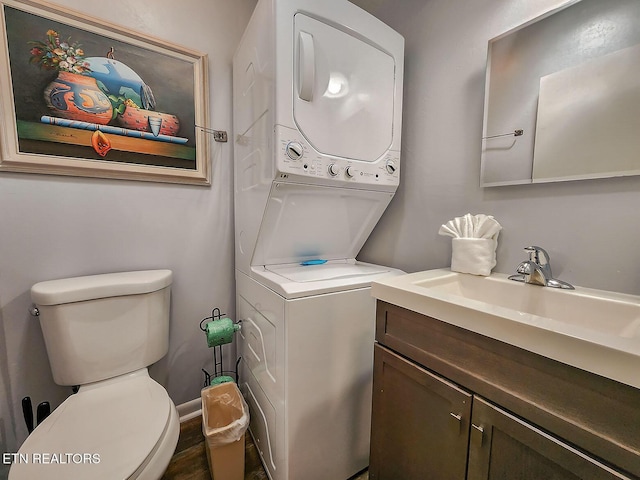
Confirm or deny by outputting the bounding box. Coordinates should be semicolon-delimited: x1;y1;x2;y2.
372;269;640;389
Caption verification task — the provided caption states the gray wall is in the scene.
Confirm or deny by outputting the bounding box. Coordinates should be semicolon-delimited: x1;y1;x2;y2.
2;0;640;475
357;0;640;296
0;0;256;471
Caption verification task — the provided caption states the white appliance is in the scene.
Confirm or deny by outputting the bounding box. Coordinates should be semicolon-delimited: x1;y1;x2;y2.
232;0;404;478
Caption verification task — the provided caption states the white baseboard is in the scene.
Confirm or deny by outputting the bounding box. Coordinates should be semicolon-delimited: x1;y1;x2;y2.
176;397;201;423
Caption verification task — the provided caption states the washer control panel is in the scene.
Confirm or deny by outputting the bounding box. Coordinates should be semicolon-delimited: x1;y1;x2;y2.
276;125;400;188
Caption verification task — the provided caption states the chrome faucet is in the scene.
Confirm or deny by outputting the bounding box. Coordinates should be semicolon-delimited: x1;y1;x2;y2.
508;246;574;290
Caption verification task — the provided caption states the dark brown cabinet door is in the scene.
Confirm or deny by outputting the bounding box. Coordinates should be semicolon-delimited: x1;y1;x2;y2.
467;397;633;480
370;344;472;480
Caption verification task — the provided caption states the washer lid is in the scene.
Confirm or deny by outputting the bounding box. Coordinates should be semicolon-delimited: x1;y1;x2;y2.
266;261;389;283
252;182;394;267
254;260;404;299
10;370;171;480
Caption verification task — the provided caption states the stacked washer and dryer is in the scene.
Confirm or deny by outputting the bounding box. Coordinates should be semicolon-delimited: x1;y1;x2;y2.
232;0;404;478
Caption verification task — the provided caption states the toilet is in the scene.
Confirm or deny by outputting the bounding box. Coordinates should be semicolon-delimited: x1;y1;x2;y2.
9;270;180;480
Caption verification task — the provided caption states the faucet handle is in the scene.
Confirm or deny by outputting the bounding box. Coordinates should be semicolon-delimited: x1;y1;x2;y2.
524;246;552;278
524;246;549;265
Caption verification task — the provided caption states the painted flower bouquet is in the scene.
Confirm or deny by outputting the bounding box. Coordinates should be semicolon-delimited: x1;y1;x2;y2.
28;29;90;73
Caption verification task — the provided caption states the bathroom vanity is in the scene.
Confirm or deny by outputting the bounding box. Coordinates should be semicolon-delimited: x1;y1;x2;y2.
369;271;640;480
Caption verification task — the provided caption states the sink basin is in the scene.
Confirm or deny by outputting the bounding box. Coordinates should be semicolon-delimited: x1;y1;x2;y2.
371;269;640;389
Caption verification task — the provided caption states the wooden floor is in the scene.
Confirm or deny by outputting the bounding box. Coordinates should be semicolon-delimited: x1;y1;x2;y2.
162;416;369;480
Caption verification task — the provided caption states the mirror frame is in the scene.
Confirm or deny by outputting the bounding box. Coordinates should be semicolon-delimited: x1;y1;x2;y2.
480;0;640;187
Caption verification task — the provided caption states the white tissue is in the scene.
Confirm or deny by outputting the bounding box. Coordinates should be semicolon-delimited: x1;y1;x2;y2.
438;213;502;276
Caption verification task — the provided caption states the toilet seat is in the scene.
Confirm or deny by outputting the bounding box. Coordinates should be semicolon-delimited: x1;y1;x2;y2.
9;369;177;480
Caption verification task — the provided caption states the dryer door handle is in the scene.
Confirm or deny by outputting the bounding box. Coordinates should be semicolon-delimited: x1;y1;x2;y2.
298;31;315;102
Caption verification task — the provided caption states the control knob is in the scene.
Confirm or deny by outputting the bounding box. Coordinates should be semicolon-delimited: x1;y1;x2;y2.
286;142;303;160
328;164;339;176
345;166;354;178
385;160;397;175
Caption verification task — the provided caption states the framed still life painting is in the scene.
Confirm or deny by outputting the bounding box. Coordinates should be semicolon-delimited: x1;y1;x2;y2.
0;0;211;185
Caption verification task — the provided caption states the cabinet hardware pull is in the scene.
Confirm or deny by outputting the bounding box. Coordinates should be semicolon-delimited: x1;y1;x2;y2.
449;412;462;434
471;423;484;447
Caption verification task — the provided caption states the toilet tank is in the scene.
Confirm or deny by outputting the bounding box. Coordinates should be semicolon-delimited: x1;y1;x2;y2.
31;270;172;386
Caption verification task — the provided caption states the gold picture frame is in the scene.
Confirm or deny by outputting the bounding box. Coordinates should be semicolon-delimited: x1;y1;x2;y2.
0;0;211;185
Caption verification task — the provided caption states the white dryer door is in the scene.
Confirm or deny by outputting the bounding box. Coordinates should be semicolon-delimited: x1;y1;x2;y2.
293;13;397;162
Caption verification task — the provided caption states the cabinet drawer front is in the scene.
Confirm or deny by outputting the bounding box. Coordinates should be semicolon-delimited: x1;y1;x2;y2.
468;397;633;480
370;344;472;480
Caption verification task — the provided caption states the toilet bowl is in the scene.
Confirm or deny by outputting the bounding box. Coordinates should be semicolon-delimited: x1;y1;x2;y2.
9;270;179;480
9;369;179;480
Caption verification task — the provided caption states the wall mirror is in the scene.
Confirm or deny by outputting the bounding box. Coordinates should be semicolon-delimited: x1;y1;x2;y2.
480;0;640;187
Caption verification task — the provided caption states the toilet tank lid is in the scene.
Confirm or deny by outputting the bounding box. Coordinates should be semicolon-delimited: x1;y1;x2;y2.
31;270;172;306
